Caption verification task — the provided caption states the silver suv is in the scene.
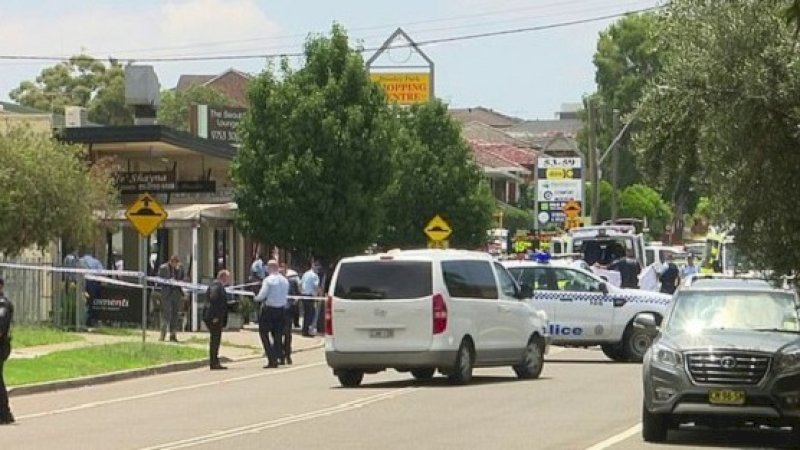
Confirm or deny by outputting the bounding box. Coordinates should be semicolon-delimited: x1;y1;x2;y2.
639;278;800;443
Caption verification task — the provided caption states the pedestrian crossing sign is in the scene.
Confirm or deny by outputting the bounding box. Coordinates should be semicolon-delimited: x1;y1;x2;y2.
125;193;168;237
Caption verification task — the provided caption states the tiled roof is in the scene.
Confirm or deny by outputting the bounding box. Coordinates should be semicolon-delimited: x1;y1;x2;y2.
461;121;537;148
470;140;537;167
0;101;47;114
472;146;523;169
506;118;582;137
176;75;215;91
450;106;523;128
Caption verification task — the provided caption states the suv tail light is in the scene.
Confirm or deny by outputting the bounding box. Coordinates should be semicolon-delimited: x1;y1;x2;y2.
325;295;333;335
432;293;447;334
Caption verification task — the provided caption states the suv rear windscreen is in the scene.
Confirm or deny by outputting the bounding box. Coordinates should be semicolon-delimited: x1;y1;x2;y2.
334;261;432;300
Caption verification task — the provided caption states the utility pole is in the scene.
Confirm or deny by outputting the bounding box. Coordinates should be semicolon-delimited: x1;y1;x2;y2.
587;99;599;225
611;109;621;221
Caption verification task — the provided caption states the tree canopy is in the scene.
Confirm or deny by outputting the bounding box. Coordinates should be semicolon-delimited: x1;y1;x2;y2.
0;127;117;255
158;84;232;131
380;101;494;248
9;55;132;126
231;25;397;261
633;0;800;274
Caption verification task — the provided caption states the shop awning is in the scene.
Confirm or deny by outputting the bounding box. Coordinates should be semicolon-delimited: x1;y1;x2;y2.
102;202;237;227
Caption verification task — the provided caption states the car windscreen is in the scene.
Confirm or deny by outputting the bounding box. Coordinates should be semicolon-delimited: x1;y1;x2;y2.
573;237;633;266
333;260;432;300
666;290;800;334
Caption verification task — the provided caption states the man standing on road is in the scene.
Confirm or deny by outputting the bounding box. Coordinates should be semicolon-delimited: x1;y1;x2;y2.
158;255;185;342
681;255;699;281
255;260;289;368
0;278;14;425
300;262;321;337
608;249;642;289
659;253;680;295
204;270;231;370
280;265;301;365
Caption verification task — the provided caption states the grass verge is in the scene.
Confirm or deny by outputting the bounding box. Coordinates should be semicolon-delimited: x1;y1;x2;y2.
12;326;83;348
6;342;206;386
90;327;140;337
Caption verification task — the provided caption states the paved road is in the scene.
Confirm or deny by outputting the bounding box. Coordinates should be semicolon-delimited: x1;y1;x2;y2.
2;347;794;449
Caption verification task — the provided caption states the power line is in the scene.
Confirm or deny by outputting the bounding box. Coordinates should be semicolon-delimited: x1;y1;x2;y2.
0;6;661;64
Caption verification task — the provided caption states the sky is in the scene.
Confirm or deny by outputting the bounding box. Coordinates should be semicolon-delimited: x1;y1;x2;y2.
0;0;660;120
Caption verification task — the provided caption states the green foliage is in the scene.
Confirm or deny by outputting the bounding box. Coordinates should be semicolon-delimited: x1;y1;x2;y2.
634;0;800;274
499;204;533;233
11;325;83;348
380;101;495;248
232;25;396;261
5;342;205;386
9;55;132;125
583;13;663;188
619;184;672;237
0;127;118;256
585;180;614;223
158;84;233;131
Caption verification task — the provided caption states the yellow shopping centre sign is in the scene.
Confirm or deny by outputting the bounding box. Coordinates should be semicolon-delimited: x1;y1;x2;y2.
370;73;431;105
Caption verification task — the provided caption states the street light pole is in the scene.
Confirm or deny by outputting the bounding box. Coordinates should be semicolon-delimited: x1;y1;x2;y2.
611;109;621;221
587;99;599;225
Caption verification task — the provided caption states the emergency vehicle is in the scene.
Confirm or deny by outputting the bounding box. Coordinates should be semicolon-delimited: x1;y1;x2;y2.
550;224;647;268
502;252;672;362
702;229;753;275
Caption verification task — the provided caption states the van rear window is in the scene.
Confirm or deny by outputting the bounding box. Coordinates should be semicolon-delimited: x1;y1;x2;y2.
334;261;432;300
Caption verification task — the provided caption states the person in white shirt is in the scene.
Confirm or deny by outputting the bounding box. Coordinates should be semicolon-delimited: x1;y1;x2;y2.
254;260;289;368
300;262;321;337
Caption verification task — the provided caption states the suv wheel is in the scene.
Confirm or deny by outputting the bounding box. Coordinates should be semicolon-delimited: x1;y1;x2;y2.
411;368;435;381
448;340;474;385
601;343;626;361
336;369;364;388
513;338;544;379
642;403;668;442
623;323;654;362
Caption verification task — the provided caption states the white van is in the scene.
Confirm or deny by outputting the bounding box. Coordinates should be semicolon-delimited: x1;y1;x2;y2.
324;249;549;387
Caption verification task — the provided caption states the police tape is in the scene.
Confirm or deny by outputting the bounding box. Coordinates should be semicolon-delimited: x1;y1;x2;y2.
0;262;326;301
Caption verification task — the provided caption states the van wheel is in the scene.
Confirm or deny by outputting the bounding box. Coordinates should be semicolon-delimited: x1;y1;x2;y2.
601;343;626;362
336;369;364;388
448;340;474;385
623;323;654;362
411;368;435;381
513;338;544;379
642;403;668;442
791;422;800;444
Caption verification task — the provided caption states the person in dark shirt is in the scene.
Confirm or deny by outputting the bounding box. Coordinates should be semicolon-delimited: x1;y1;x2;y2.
0;278;14;424
659;254;680;295
203;270;231;370
609;249;642;289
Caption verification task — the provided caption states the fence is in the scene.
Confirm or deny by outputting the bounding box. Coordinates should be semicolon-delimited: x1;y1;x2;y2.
0;255;56;326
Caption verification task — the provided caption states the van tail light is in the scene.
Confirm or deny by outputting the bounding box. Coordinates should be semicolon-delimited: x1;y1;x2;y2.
432;293;448;334
325;295;333;335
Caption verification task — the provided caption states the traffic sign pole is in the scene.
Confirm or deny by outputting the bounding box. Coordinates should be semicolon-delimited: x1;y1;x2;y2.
140;234;148;349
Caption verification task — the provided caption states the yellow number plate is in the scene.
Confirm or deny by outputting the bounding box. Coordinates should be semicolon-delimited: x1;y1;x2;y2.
708;389;746;405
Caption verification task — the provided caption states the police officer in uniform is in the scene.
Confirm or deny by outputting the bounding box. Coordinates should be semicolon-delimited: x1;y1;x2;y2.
0;278;15;424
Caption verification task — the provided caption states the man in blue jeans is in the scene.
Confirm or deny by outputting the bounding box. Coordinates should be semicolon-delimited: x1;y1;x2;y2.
255;260;289;368
300;262;321;337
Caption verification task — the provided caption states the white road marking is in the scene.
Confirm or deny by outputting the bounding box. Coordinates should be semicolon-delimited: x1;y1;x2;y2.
17;362;326;421
139;388;418;450
585;423;642;450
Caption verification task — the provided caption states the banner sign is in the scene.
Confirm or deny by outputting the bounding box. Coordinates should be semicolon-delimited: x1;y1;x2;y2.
93;284;148;324
370;73;431;105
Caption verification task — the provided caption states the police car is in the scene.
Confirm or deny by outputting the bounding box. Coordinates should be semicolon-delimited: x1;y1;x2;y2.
502;252;673;362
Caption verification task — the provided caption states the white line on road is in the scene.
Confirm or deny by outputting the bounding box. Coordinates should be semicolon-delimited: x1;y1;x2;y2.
585;423;642;450
17;362;326;421
139;387;418;450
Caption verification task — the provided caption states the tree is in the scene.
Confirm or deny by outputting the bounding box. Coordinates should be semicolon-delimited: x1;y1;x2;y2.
581;12;663;188
585;180;614;223
0;127;118;255
619;184;672;238
9;55;132;125
633;0;800;274
158;84;233;131
380;101;495;248
231;25;397;262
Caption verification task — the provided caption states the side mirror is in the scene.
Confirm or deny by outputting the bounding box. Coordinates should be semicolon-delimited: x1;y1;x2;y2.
518;283;533;299
599;282;609;296
634;313;658;329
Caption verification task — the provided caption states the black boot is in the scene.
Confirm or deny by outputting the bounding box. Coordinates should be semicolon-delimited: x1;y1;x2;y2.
0;411;15;425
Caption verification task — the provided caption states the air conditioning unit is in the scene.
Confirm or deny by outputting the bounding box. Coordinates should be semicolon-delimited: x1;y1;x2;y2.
65;106;88;128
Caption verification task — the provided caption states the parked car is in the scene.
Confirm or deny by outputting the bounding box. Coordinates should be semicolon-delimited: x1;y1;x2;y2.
639;277;800;443
324;249;549;387
503;257;672;362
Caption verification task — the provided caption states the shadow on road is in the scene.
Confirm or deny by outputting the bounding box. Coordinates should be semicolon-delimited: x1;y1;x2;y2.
338;375;553;390
657;426;795;449
545;358;634;365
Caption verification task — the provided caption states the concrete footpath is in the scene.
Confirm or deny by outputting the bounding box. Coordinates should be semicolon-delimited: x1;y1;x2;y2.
8;324;323;396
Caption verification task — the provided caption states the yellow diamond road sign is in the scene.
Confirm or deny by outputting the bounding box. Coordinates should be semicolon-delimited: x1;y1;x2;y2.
125;193;168;237
425;215;452;242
